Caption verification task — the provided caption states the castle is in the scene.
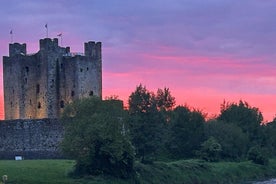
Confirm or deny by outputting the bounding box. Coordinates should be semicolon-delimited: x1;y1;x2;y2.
3;38;102;120
0;38;102;159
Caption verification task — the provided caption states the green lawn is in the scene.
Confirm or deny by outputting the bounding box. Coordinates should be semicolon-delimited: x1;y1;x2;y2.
0;159;276;184
0;160;132;184
0;160;75;184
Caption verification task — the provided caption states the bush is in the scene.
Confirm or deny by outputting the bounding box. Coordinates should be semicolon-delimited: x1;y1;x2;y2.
61;97;135;178
247;146;269;165
204;120;249;160
199;137;222;162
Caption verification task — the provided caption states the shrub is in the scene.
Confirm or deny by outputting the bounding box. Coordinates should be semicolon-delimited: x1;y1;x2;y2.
247;146;269;165
199;137;222;162
62;97;135;178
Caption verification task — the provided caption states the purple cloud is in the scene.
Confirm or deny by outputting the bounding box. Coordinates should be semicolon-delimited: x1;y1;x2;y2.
1;0;276;120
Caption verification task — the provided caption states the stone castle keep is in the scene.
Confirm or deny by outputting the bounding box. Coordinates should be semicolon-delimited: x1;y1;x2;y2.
0;38;102;159
3;38;102;120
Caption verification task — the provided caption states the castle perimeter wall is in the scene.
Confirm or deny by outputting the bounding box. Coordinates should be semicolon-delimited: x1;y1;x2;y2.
0;119;64;159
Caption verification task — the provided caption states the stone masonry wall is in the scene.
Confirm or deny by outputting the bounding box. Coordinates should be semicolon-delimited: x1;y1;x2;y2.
0;119;64;159
3;38;102;120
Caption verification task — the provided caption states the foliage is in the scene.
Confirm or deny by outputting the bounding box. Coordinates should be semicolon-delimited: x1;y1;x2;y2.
167;106;205;159
135;159;276;184
199;137;222;162
263;120;276;155
128;84;164;163
204;120;249;160
128;84;156;114
155;87;176;112
104;95;120;100
61;97;135;178
218;100;263;144
247;146;269;165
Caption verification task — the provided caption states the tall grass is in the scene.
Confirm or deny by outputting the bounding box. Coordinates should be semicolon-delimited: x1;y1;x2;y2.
135;159;276;184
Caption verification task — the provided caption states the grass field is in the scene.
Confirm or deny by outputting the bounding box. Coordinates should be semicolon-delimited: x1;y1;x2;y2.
0;159;276;183
0;160;75;184
0;160;133;184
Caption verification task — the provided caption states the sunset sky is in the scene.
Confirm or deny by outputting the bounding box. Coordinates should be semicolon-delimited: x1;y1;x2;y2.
1;0;276;121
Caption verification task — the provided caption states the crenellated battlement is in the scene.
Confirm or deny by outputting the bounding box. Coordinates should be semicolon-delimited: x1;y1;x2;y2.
39;38;59;52
9;42;27;57
84;41;101;58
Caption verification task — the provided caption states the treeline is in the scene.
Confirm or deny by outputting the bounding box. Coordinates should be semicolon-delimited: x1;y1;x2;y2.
61;84;276;178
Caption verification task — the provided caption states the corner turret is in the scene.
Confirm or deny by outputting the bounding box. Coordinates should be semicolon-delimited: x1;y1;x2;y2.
9;43;26;57
39;38;59;52
84;41;101;58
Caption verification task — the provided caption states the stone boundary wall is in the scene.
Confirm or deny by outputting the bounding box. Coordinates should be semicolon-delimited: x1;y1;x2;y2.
0;119;64;159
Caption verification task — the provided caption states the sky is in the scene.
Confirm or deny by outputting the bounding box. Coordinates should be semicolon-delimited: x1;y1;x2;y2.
0;0;276;121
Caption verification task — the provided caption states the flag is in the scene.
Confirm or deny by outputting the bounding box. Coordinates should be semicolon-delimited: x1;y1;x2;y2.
10;30;12;34
57;33;62;37
45;24;48;28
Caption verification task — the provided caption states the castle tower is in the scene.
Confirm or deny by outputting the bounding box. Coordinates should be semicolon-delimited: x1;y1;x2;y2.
3;38;102;120
9;43;26;57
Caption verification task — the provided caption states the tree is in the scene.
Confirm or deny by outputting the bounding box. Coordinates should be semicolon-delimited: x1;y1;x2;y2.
247;145;269;165
167;106;205;158
128;84;164;163
204;120;249;160
128;84;155;114
262;119;276;155
218;100;263;143
155;87;176;112
61;97;135;178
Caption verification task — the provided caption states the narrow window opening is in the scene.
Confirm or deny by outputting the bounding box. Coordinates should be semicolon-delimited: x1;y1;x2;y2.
87;67;89;71
30;99;32;105
36;84;40;94
37;102;41;109
80;68;83;72
60;100;65;108
25;66;29;74
25;78;27;84
89;91;94;96
71;90;75;97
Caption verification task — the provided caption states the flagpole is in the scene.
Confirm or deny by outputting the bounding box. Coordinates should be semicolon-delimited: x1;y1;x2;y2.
57;33;63;46
10;30;13;43
45;23;48;38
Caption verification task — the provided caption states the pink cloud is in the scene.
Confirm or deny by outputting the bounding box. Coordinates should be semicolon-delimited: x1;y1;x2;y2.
174;88;276;121
102;51;276;122
103;81;276;122
1;0;276;122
